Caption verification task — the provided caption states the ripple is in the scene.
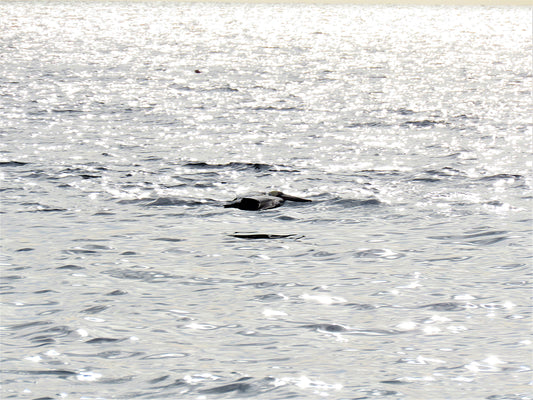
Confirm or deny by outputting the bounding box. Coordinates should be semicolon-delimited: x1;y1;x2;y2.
344;303;376;310
428;230;509;246
0;161;29;167
81;305;109;314
150;378;187;390
479;173;522;181
346;121;391;128
56;264;85;270
85;338;123;344
201;380;252;394
402;119;447;128
330;197;382;207
151;237;185;242
9;321;52;330
492;263;526;270
142;353;188;359
353;248;404;259
302;323;348;332
253;293;287;302
6;369;77;377
300;293;346;305
106;289;127;296
419;302;465;311
143;197;207;207
102;268;182;282
19;203;67;213
87;351;144;359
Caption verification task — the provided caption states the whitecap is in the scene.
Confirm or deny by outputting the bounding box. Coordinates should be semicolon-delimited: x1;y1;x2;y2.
271;375;343;393
423;326;442;335
184;373;221;384
262;308;287;318
76;370;102;382
300;293;346;305
185;322;217;330
453;294;476;300
396;321;418;331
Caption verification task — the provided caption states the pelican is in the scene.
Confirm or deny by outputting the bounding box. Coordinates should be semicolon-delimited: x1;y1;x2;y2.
224;191;311;211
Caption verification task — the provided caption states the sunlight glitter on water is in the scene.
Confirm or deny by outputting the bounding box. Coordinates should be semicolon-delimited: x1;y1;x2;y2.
1;2;531;399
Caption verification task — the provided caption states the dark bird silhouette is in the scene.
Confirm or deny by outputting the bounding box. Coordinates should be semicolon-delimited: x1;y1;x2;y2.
224;191;311;211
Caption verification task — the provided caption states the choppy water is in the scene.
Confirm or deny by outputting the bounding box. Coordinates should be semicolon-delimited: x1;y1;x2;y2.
1;2;532;399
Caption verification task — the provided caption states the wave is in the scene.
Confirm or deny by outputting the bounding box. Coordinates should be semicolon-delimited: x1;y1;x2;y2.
86;337;124;344
18;202;67;213
428;230;508;246
116;197;213;207
359;169;403;176
330;197;382;207
410;167;468;183
56;264;85;270
252;106;302;112
208;85;239;93
201;380;252;394
102;268;182;283
346;121;392;128
302;323;348;332
402;119;447;128
143;197;207;207
419;302;465;311
479;173;522;181
0;161;29;167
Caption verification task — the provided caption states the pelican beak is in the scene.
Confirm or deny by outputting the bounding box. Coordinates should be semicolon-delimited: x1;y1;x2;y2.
279;193;312;202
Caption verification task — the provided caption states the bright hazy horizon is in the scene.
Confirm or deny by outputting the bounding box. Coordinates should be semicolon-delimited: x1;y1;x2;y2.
74;0;533;5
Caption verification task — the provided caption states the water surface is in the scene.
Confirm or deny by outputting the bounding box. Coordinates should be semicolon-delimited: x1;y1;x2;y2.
0;2;531;399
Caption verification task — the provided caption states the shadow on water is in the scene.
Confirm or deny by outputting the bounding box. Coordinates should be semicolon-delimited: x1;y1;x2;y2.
228;233;302;240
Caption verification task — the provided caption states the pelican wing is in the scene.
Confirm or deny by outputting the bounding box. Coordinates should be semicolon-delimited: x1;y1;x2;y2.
224;195;283;211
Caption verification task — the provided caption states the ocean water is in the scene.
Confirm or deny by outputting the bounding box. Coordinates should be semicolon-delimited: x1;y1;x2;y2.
0;1;531;399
